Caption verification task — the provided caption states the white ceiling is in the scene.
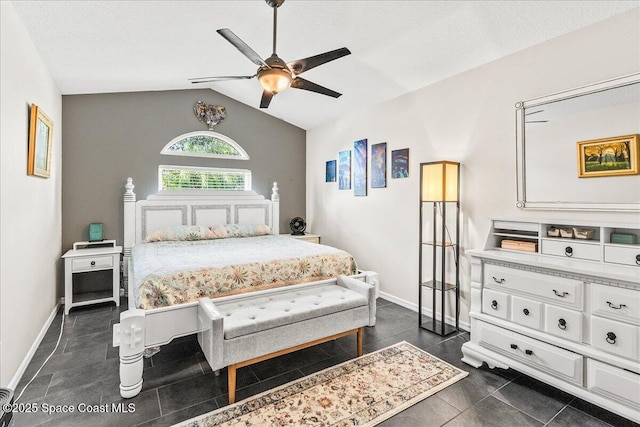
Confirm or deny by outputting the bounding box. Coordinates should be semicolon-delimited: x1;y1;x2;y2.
10;1;639;130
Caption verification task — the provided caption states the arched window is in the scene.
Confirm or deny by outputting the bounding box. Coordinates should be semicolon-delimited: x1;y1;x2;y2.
160;131;249;160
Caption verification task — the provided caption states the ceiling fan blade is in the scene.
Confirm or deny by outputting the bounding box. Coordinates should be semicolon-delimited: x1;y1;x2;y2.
260;91;274;108
290;77;342;98
189;75;255;84
286;47;351;75
217;28;269;67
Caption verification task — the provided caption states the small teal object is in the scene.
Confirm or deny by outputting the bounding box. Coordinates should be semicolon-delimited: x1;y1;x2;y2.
610;233;637;245
89;223;104;242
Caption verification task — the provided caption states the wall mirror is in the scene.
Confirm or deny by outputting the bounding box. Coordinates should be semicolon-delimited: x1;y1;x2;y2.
516;73;640;212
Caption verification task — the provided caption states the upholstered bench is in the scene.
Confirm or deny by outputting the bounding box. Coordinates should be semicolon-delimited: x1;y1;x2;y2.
197;275;376;403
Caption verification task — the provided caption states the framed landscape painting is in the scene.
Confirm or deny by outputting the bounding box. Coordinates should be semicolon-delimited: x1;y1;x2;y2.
577;134;639;178
371;142;387;188
338;150;351;190
353;139;368;196
325;160;336;182
27;104;53;178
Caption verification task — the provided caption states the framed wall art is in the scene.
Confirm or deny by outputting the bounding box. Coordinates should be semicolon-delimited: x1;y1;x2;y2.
577;134;639;178
325;160;337;182
338;150;351;190
27;104;53;178
353;139;368;196
392;148;409;178
371;142;387;188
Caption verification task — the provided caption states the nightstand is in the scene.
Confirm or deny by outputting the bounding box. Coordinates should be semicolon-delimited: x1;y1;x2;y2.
62;240;122;314
282;233;321;244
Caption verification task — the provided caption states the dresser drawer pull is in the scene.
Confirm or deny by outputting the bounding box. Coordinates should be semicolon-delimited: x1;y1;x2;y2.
492;276;505;284
606;301;627;310
564;246;573;257
525;349;533;355
510;344;518;350
491;300;498;310
552;289;569;298
558;318;567;330
606;332;617;344
523;308;530;316
636;254;640;265
90;261;96;266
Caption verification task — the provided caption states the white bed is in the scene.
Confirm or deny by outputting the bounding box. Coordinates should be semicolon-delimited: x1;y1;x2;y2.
113;178;378;398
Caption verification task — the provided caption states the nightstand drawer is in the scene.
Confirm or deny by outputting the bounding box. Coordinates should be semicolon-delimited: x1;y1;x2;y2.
72;255;113;272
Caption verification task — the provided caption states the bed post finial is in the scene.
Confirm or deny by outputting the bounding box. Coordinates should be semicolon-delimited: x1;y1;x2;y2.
271;182;279;202
124;177;136;201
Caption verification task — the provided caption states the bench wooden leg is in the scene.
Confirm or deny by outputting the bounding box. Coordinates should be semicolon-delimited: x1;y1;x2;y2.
357;327;363;357
228;364;237;404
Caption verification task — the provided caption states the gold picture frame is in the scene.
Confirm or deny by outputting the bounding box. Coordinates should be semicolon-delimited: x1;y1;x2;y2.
27;104;53;178
577;134;639;178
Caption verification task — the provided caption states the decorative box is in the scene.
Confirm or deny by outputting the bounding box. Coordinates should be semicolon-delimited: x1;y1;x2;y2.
547;227;560;237
573;227;596;240
610;233;637;245
560;228;574;238
501;239;538;252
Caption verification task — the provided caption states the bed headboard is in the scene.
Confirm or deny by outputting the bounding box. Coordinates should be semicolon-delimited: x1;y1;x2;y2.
122;177;280;260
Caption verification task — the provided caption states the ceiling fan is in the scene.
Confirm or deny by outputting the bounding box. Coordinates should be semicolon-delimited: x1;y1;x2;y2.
189;0;351;109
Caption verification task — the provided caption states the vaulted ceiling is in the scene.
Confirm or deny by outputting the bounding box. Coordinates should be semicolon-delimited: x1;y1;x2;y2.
11;1;639;129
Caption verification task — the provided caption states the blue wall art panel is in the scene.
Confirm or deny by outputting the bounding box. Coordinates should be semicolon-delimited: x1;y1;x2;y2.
338;150;351;190
371;142;387;188
326;160;336;182
392;148;409;178
354;139;368;196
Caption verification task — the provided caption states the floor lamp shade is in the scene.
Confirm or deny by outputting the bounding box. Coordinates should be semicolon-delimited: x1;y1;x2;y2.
421;161;459;202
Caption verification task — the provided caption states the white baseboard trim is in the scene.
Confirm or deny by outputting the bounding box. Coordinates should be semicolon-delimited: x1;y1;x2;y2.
378;291;470;332
8;298;62;391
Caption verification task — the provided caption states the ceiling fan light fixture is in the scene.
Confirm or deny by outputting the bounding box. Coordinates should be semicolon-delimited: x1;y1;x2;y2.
258;68;292;93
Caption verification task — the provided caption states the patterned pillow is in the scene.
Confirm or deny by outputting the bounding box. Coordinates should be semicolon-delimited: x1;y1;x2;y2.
144;225;215;243
210;223;272;238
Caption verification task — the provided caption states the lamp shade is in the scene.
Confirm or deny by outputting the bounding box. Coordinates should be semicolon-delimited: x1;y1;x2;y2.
421;161;459;202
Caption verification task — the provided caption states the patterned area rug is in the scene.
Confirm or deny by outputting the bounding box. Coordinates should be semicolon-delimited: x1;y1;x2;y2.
175;341;468;427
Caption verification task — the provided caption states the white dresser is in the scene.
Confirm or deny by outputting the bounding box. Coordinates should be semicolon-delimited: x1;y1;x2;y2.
461;218;640;423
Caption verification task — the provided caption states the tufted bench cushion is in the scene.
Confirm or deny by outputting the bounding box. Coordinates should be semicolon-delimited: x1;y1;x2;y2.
217;284;368;339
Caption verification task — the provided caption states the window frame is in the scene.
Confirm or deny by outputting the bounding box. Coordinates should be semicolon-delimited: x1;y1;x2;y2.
160;131;250;160
158;165;252;192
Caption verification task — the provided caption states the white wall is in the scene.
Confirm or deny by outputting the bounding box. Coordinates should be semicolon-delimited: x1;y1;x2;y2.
306;8;640;325
0;2;62;387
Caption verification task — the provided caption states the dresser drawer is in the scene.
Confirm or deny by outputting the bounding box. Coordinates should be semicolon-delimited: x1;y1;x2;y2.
541;239;601;262
590;316;639;361
544;305;583;343
477;321;583;385
511;296;542;330
484;264;583;310
604;245;640;267
587;359;640;409
483;288;509;320
71;255;114;272
591;284;640;325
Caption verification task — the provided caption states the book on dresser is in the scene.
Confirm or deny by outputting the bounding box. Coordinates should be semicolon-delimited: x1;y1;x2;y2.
461;218;640;424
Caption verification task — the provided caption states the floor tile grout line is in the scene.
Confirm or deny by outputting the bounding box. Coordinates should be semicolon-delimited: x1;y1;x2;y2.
543;400;573;427
156;388;163;417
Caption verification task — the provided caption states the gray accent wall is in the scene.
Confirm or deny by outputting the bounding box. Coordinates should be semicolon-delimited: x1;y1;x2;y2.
62;89;306;251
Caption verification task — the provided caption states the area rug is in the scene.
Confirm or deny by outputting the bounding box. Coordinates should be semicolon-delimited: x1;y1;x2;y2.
175;341;468;427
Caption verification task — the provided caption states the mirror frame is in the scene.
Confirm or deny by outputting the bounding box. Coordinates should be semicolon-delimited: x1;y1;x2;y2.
516;72;640;212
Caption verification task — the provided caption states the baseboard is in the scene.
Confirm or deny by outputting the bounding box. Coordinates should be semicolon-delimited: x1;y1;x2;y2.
8;298;62;390
378;291;470;332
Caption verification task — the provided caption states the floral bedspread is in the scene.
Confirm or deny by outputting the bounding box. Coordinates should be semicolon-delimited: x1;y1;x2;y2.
131;235;357;309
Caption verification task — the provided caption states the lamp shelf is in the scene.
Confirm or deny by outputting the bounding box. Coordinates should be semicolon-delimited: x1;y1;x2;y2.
421;241;456;247
420;280;456;292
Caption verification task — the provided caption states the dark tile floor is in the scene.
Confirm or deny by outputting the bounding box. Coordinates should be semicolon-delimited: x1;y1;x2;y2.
11;297;638;426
